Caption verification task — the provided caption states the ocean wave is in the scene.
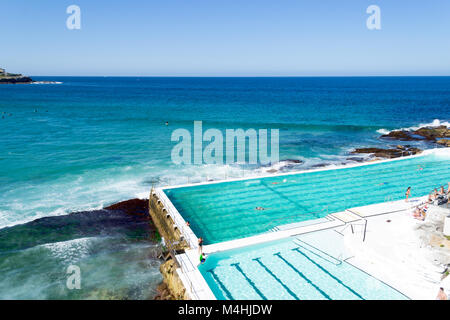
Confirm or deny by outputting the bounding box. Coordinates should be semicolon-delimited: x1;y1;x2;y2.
377;119;450;135
31;81;63;85
42;237;94;263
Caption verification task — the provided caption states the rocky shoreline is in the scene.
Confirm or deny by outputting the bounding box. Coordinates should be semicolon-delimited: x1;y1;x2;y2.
0;76;33;84
350;125;449;159
381;125;450;147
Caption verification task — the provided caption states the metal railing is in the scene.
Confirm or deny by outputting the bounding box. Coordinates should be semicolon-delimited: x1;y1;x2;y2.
164;237;201;300
336;217;368;242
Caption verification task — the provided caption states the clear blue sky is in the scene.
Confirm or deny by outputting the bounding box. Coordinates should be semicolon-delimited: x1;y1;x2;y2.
1;0;450;76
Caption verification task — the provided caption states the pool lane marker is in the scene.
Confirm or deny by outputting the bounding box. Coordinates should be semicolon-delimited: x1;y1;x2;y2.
292;247;364;300
206;269;234;300
252;257;300;300
274;252;331;300
230;262;267;300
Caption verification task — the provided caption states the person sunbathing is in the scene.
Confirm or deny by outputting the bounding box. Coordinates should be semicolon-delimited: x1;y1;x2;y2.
413;207;426;220
413;208;423;220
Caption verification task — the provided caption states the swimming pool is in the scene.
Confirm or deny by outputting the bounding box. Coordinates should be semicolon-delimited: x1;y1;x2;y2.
164;151;450;244
198;236;408;300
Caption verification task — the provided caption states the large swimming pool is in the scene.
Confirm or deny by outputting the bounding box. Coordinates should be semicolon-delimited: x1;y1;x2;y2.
164;151;450;244
198;236;408;300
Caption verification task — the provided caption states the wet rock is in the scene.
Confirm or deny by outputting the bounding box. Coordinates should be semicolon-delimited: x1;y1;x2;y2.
346;157;365;162
437;139;450;147
311;163;330;168
414;125;449;141
283;159;303;164
381;125;450;142
351;146;422;159
381;130;422;141
0;76;33;84
104;198;149;217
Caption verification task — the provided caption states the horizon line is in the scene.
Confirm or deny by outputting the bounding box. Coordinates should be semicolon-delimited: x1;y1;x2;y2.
30;74;450;78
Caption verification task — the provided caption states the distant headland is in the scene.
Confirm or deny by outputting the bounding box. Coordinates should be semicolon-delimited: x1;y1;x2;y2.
0;68;33;84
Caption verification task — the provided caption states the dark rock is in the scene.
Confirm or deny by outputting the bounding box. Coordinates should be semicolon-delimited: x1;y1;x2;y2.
413;126;449;141
351;146;422;159
104;198;149;217
283;159;303;164
346;157;365;162
381;126;449;143
0;76;33;84
437;139;450;147
381;130;422;141
311;163;330;168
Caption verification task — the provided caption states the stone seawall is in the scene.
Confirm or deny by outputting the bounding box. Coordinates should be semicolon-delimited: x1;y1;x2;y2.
149;191;191;300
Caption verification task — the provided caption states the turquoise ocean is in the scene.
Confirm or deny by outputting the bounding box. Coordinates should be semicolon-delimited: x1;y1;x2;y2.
0;76;449;299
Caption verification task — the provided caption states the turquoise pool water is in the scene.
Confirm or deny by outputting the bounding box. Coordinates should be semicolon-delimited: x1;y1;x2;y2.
165;152;450;244
198;236;408;300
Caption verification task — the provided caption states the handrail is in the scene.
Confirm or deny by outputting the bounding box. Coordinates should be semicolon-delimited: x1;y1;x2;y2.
165;237;201;300
337;217;368;242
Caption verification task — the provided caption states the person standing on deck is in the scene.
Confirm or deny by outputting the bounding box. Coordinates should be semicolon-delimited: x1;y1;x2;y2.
405;187;411;202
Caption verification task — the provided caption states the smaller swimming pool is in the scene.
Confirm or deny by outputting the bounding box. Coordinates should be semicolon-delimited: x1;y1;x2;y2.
198;236;408;300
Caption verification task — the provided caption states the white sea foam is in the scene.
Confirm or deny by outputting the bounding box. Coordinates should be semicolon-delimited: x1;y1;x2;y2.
376;128;390;135
41;237;96;263
377;119;450;135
